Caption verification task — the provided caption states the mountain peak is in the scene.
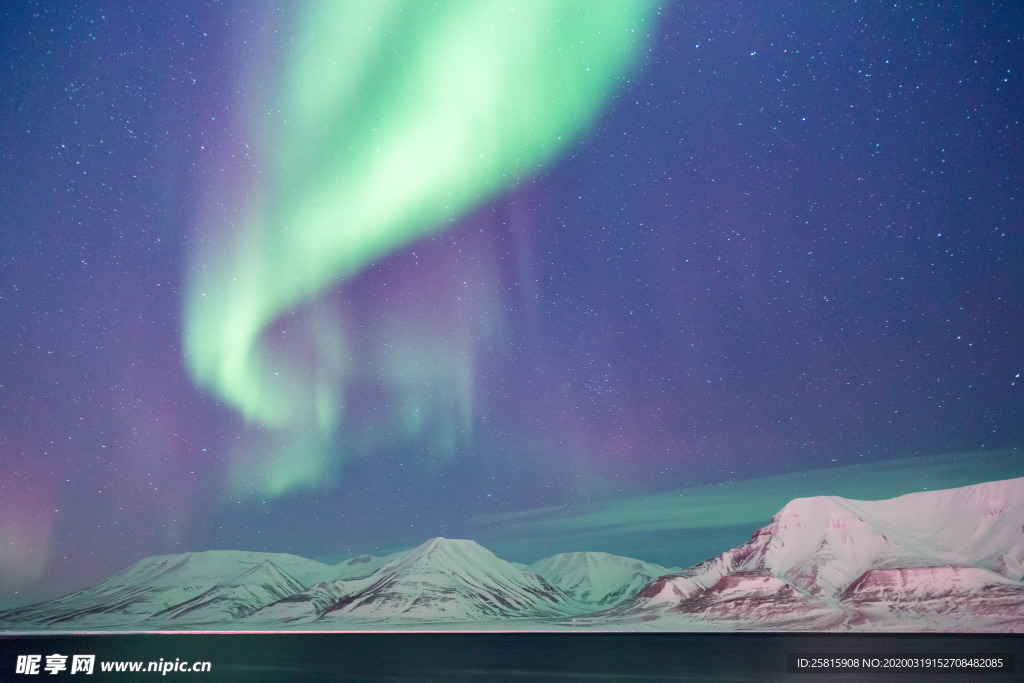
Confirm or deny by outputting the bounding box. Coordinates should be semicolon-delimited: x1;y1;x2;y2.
312;537;575;623
406;537;486;557
394;537;497;574
418;536;473;549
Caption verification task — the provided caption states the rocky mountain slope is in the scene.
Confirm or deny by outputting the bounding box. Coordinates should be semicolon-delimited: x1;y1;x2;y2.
595;477;1024;631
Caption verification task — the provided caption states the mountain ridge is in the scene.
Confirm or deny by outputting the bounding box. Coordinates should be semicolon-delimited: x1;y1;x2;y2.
3;479;1022;632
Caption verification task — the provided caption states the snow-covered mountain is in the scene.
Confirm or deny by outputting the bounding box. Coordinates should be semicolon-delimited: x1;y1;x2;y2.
241;550;408;625
528;552;674;608
597;477;1024;631
3;478;1021;632
246;538;580;626
307;537;578;624
147;560;308;624
0;550;336;629
0;539;580;629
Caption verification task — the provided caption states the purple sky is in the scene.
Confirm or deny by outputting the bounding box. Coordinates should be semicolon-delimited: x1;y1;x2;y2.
1;1;1022;607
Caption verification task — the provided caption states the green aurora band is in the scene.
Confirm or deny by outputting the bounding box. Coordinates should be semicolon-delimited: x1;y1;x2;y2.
184;1;656;495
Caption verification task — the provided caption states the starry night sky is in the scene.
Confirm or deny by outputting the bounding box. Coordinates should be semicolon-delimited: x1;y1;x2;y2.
2;1;1022;608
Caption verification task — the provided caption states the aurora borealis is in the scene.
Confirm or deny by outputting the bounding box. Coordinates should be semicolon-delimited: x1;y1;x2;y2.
2;1;1023;608
184;0;656;496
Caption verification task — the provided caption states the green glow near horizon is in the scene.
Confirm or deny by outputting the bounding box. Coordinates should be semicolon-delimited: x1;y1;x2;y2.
184;1;656;495
471;450;1024;552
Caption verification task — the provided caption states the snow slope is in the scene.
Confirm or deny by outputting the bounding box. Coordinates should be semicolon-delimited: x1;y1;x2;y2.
529;552;673;608
0;550;336;629
243;550;407;625
311;538;577;624
601;477;1024;631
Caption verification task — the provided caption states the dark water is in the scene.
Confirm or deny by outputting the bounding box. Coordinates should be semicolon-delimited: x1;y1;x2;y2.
2;632;1021;682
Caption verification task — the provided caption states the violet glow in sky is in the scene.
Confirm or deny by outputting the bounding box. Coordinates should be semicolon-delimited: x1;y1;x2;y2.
184;0;656;497
1;1;1023;607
